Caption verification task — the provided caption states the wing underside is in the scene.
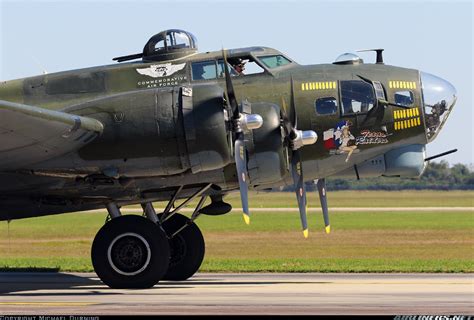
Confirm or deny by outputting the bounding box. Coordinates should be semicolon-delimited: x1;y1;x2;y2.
0;99;103;170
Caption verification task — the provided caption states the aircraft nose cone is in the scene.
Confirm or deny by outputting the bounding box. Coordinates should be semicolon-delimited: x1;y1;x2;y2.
420;71;457;141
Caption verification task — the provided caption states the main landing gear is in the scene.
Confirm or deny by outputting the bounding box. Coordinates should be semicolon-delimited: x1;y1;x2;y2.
91;184;212;289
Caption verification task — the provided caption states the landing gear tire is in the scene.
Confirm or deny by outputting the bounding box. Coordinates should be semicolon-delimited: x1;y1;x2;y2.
161;213;205;281
91;215;170;289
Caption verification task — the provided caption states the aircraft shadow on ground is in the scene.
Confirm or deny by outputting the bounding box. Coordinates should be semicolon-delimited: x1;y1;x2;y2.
0;271;327;295
0;272;227;295
0;271;103;295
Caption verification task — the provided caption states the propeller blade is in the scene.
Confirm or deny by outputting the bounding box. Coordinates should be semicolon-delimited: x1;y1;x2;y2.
316;178;330;234
234;136;250;225
291;150;308;238
222;49;240;119
289;77;297;130
280;97;294;137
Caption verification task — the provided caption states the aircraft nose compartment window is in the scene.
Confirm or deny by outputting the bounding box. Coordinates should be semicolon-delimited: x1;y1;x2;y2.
420;71;457;141
394;91;414;107
340;80;375;115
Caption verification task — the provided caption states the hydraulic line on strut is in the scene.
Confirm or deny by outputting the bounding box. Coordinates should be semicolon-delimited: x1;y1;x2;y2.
170;194;208;238
160;183;212;224
140;183;213;238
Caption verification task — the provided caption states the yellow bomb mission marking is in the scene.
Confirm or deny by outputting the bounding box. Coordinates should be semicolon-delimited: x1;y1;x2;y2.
301;81;337;91
393;107;422;130
394;118;421;130
393;107;420;120
389;81;417;89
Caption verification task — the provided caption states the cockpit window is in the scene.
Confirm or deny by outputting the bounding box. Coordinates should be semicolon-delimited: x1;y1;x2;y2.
192;60;237;80
217;60;238;78
340;80;375;115
227;56;264;76
258;55;291;69
192;61;217;80
237;60;264;75
191;56;266;81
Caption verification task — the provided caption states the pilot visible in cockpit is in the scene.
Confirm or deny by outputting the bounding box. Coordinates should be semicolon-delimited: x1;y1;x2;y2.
232;59;246;75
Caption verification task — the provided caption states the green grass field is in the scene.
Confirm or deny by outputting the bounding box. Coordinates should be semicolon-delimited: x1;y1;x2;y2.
0;190;473;273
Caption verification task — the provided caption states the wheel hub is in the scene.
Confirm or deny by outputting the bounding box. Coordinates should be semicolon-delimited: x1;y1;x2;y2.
107;233;151;276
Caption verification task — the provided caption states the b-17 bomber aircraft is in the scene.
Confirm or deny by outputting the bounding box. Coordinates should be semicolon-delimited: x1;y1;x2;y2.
0;29;458;288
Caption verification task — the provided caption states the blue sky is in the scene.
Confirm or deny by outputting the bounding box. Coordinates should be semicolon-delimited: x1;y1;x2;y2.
1;0;472;164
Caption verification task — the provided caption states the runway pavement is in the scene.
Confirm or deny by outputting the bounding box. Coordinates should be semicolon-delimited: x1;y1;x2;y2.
0;273;472;315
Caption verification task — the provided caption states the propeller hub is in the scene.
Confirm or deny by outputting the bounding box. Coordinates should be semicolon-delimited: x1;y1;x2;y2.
238;114;263;132
291;130;318;150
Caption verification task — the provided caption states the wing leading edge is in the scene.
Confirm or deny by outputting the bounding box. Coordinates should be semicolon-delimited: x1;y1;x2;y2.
0;99;103;170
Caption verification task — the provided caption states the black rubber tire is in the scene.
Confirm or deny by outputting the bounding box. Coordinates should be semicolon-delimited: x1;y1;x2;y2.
91;215;170;289
161;213;205;281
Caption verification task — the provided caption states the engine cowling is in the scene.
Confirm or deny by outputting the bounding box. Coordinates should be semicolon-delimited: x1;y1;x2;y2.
246;102;288;186
183;84;231;173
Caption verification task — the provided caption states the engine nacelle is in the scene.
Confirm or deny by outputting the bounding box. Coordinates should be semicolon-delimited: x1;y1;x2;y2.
183;84;231;173
73;85;231;176
331;144;426;179
246;102;287;185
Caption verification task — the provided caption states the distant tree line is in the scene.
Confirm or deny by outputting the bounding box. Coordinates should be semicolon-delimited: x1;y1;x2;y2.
284;161;474;191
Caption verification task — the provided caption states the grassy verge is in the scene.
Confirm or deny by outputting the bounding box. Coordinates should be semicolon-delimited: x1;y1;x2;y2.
1;258;470;273
201;259;473;273
223;190;474;208
125;190;474;209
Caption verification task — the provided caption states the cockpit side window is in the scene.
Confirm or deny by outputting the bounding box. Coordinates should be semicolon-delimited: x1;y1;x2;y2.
217;60;238;78
340;80;375;115
258;55;291;69
192;57;264;81
192;61;217;80
227;56;264;76
192;60;238;80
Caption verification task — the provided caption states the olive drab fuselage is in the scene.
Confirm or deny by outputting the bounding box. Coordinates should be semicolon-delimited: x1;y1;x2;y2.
0;43;456;220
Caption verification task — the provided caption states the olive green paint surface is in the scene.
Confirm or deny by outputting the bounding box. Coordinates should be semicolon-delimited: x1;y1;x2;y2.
0;34;444;220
